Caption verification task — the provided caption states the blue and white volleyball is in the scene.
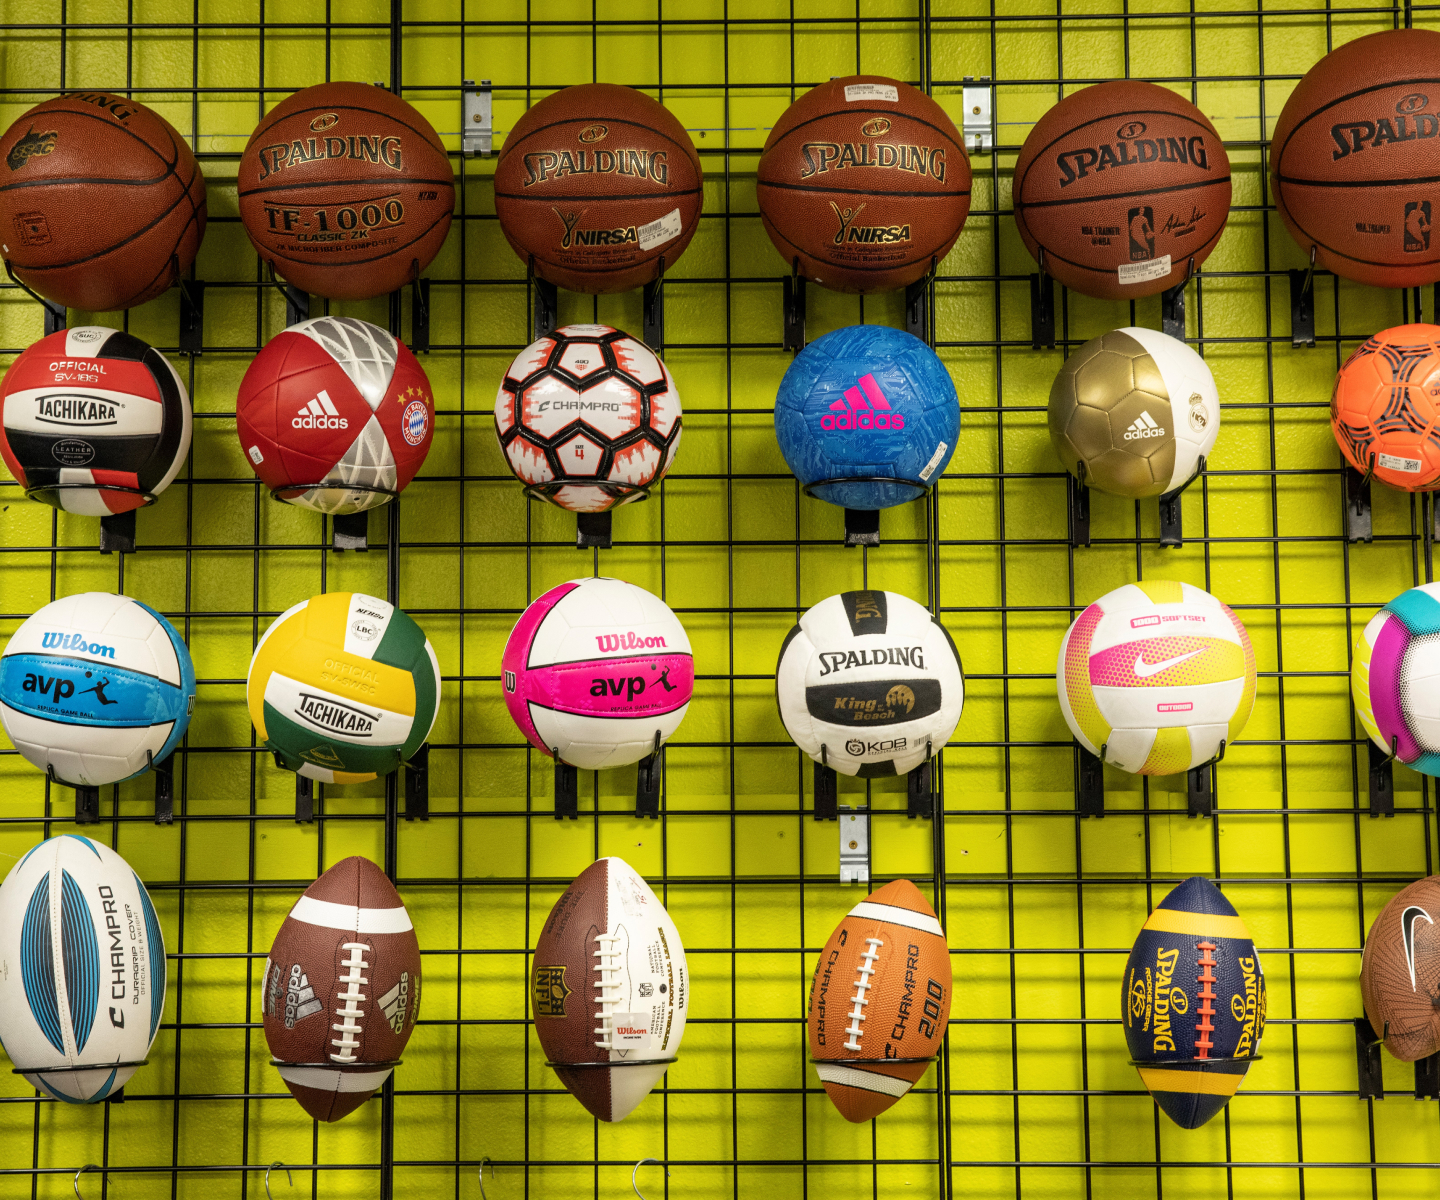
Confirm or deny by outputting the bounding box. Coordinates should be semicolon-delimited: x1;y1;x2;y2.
774;324;960;509
0;835;166;1102
0;593;196;787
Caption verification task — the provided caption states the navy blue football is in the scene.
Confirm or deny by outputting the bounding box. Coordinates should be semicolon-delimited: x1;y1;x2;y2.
773;324;959;510
1122;876;1266;1129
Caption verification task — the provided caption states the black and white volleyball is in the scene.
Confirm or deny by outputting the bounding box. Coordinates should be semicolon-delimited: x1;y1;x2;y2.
776;590;963;776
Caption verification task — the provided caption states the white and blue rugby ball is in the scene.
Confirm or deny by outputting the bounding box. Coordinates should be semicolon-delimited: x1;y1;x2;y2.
0;835;166;1102
0;592;196;787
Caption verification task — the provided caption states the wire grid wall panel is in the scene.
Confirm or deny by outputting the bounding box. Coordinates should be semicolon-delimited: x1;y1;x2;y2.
0;0;1438;1197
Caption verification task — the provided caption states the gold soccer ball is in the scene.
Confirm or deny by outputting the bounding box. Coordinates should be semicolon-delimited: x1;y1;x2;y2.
1048;327;1220;499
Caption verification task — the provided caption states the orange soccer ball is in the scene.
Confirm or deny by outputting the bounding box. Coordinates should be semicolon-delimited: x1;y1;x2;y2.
1331;324;1440;492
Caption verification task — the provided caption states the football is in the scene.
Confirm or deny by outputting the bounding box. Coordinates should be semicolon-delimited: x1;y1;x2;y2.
236;315;435;515
774;324;959;510
1048;327;1220;499
261;855;421;1122
531;857;689;1122
1057;581;1256;776
1360;875;1440;1061
776;589;963;778
494;323;681;513
807;879;951;1122
1123;876;1266;1129
0;326;192;516
1330;325;1440;491
0;835;166;1103
1351;583;1440;777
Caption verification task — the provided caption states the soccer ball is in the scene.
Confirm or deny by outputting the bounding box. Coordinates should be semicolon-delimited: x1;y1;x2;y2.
1331;324;1440;492
776;589;963;777
1352;582;1440;776
1058;581;1256;775
1049;327;1220;499
774;324;959;509
0;327;192;516
248;592;440;783
502;577;693;770
236;316;435;516
0;592;196;787
494;324;682;514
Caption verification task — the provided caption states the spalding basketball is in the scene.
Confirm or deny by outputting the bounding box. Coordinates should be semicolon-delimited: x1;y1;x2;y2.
236;315;434;515
1272;29;1440;288
494;83;703;293
0;92;206;312
238;82;455;300
757;75;970;293
1013;81;1231;300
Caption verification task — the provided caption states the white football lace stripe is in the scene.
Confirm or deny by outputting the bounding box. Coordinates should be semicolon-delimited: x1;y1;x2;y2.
329;942;371;1064
815;1062;913;1097
593;933;624;1051
289;895;413;934
278;1065;393;1093
843;938;884;1052
848;901;944;939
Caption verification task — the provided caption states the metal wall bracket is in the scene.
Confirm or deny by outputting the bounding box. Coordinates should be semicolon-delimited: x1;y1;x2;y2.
1368;739;1395;817
1416;1052;1440;1099
577;511;612;549
1030;271;1055;350
814;759;838;820
1158;486;1185;547
844;508;880;547
907;753;934;819
839;805;870;883
554;759;578;819
294;772;314;823
961;76;994;154
462;79;493;157
1068;474;1090;548
643;265;665;351
404;743;429;821
1356;1015;1385;1099
179;279;204;354
332;510;369;552
410;277;430;354
75;785;100;824
1188;761;1215;817
905;274;931;345
532;272;558;342
1289;268;1315;348
635;745;663;818
1344;464;1373;543
1161;278;1186;340
1077;743;1104;817
44;301;65;336
783;269;806;352
100;511;136;555
152;752;174;824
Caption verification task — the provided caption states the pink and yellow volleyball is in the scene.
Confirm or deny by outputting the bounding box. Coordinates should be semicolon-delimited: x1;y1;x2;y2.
501;577;693;769
1057;580;1256;776
1352;583;1440;777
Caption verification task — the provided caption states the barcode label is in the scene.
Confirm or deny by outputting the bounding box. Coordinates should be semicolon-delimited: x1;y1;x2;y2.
1117;255;1172;286
637;208;682;252
919;441;949;482
1379;451;1423;473
844;83;899;103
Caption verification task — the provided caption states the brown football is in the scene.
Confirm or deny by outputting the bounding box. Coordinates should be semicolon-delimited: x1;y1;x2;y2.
757;74;970;293
1360;875;1440;1062
237;81;455;300
807;878;952;1122
0;91;206;312
493;83;703;293
261;855;422;1121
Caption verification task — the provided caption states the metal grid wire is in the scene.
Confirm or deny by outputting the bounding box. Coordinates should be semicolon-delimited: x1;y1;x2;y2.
2;1;1440;1197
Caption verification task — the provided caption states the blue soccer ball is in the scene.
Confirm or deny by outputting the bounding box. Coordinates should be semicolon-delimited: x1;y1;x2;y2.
774;324;960;509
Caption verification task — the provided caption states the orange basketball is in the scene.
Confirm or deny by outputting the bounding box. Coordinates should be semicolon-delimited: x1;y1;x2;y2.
1272;29;1440;288
1330;324;1440;492
756;75;970;293
1013;81;1231;300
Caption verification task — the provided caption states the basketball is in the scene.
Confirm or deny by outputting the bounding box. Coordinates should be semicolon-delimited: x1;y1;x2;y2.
237;82;455;300
0;92;206;312
1013;80;1231;300
757;75;970;293
1272;29;1440;288
493;83;703;293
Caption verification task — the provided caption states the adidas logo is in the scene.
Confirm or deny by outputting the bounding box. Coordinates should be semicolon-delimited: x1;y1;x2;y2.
1123;411;1166;441
819;373;907;432
291;389;348;430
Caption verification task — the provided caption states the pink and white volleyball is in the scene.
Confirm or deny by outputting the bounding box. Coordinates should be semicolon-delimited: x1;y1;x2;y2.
502;577;693;769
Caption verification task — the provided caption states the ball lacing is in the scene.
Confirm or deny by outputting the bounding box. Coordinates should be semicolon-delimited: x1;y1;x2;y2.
843;938;884;1052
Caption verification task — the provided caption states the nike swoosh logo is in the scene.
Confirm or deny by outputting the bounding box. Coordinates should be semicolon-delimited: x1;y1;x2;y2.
1403;904;1434;990
1133;649;1204;678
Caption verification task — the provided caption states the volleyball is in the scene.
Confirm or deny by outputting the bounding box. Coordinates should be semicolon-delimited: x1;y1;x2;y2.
775;589;963;777
1057;581;1256;776
0;592;196;787
247;592;440;784
1351;583;1440;776
1330;325;1440;492
501;577;693;770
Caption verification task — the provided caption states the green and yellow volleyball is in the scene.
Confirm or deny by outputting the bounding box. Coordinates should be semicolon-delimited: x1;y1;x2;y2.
247;592;441;783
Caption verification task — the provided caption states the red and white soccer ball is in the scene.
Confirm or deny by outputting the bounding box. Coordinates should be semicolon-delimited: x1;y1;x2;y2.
501;577;693;769
494;324;681;513
236;316;435;515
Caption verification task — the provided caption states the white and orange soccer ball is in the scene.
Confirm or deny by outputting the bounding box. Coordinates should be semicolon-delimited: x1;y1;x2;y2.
494;324;681;513
1057;581;1257;775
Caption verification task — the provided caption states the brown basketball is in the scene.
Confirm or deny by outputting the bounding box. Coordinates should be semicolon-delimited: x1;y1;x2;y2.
238;82;455;301
1013;81;1231;301
0;91;206;312
493;83;703;293
1272;29;1440;289
1360;875;1440;1063
756;74;970;293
